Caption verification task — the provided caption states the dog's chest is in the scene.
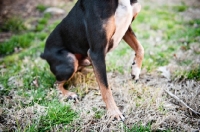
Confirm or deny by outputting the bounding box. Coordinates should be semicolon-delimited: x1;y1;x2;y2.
109;0;133;52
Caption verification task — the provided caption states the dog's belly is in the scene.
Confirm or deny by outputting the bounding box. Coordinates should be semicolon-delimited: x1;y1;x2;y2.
109;0;133;52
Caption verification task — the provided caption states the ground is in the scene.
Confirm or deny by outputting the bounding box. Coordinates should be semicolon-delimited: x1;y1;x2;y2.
0;0;200;131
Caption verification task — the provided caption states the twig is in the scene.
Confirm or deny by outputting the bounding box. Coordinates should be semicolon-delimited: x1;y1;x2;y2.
164;89;200;116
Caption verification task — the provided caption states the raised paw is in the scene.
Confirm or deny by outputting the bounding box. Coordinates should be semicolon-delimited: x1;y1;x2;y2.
131;62;141;81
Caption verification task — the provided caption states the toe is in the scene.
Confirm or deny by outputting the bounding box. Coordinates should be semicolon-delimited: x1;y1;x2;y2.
67;96;79;102
66;93;79;102
110;112;125;122
67;96;73;101
120;114;125;121
132;74;136;79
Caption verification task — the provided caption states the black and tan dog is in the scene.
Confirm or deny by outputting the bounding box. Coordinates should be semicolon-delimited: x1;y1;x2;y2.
41;0;144;121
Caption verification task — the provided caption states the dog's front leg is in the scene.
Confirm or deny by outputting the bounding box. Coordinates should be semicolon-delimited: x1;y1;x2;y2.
123;27;144;81
88;50;125;121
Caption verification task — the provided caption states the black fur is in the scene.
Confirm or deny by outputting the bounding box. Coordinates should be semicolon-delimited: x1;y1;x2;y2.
41;0;119;82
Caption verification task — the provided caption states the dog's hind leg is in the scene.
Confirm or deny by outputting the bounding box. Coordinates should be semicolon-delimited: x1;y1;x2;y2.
123;27;144;81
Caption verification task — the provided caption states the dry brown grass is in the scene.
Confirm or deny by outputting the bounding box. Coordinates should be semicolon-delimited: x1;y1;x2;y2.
0;0;200;131
64;71;199;131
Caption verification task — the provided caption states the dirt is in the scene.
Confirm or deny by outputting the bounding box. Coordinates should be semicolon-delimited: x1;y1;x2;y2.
0;0;200;131
0;0;71;42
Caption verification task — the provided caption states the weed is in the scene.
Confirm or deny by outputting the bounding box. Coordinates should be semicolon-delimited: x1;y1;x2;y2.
187;65;200;80
124;123;151;132
0;33;35;55
188;19;200;25
36;4;48;12
35;13;52;32
38;18;48;25
0;76;10;96
173;65;200;81
0;17;26;32
92;107;105;119
173;5;188;12
35;24;45;32
44;13;52;19
37;101;77;131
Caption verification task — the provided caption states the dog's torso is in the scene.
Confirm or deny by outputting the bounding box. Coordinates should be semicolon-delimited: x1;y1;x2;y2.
42;0;137;58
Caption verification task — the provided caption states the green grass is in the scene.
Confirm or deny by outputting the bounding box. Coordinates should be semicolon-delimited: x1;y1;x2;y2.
186;65;200;80
36;4;48;12
106;5;200;79
37;101;77;131
92;107;105;119
125;123;152;132
35;13;52;32
125;123;171;132
106;41;132;73
0;17;26;32
173;5;188;12
19;101;78;132
0;33;35;55
0;13;53;56
0;11;78;131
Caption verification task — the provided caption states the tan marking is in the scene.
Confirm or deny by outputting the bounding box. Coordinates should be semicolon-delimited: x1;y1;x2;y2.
92;66;124;120
103;16;116;53
99;83;124;120
56;81;79;102
104;16;116;39
133;13;138;20
67;53;79;79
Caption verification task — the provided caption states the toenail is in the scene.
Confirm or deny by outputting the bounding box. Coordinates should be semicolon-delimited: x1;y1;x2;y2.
67;96;73;100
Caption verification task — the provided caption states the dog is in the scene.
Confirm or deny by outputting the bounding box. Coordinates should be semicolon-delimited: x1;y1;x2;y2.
41;0;144;121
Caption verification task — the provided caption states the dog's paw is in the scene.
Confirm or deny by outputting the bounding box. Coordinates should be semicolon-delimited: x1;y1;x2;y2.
65;92;79;102
131;62;141;81
107;109;125;121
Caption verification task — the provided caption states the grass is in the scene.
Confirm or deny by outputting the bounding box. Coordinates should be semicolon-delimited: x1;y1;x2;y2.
0;17;26;32
172;59;200;81
106;5;200;79
125;123;151;132
186;65;200;80
0;33;35;55
37;101;77;131
36;4;48;12
0;10;79;131
0;13;52;56
0;1;199;131
173;5;188;12
92;107;105;119
14;101;77;132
